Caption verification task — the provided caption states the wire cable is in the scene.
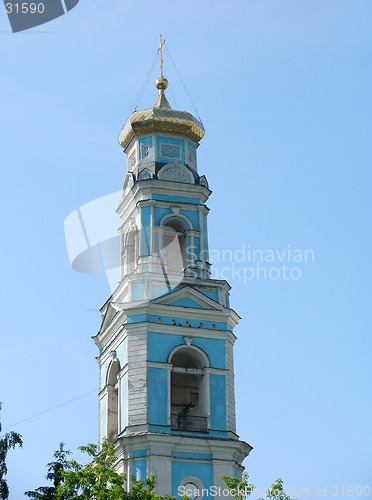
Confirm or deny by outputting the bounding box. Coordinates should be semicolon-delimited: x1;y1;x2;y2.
2;389;97;431
130;52;159;115
164;44;204;124
164;70;178;109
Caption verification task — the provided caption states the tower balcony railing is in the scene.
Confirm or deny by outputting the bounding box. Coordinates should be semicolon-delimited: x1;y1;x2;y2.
170;413;208;432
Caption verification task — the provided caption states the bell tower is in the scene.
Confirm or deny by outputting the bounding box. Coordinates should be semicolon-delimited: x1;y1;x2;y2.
93;42;251;498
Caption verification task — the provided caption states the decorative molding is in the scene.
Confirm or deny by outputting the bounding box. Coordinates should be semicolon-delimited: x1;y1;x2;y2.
158;162;194;184
141;144;150;158
128;152;136;168
160;143;180;158
199;175;209;188
183;336;193;347
138;168;152;180
188;147;196;168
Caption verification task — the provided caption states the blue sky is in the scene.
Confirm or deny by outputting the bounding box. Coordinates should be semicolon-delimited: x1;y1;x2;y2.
1;0;371;498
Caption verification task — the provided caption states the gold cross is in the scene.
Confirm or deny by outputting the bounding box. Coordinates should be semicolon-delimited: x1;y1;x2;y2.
158;34;165;76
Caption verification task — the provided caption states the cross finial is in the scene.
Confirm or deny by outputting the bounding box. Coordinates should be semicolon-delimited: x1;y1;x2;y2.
158;34;165;77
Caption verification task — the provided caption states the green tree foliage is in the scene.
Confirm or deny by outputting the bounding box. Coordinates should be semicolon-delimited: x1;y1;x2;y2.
0;402;23;500
222;473;296;500
25;442;71;499
264;478;295;500
56;441;127;499
27;440;179;500
27;439;294;500
221;472;254;500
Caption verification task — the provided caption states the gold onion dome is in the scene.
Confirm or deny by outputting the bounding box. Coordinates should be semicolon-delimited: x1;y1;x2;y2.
118;76;205;150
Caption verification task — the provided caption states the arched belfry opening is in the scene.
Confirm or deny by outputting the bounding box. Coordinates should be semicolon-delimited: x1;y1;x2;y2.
161;218;188;273
106;358;120;442
122;225;138;277
169;346;209;432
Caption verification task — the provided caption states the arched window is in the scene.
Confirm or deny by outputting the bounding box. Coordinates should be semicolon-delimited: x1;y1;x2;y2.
162;218;188;273
169;347;209;433
106;359;120;442
122;226;138;276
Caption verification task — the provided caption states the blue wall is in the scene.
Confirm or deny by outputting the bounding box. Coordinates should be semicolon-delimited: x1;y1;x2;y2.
148;332;225;369
154;206;171;225
156;135;185;164
148;333;184;362
199;290;219;302
148;367;168;424
133;459;147;480
193;338;225;369
170;297;205;309
210;374;227;430
141;205;151;254
172;461;213;498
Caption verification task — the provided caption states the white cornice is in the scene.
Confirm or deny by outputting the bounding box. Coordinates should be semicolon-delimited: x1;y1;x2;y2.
116;432;252;460
99;275;232;315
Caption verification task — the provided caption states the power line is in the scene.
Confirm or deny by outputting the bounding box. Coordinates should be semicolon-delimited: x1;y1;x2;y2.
164;70;178;109
2;389;97;431
164;44;204;124
130;52;159;114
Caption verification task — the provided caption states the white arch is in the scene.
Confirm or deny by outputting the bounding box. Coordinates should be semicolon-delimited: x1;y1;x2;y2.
122;221;139;275
106;358;121;386
168;344;210;369
106;358;120;442
159;213;193;231
123;221;138;246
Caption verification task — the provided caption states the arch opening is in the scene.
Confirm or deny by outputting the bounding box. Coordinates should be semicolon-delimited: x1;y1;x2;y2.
122;226;138;276
162;218;188;273
170;347;209;433
106;359;119;442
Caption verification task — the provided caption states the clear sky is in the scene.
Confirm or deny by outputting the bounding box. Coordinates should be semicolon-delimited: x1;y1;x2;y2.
1;1;371;498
